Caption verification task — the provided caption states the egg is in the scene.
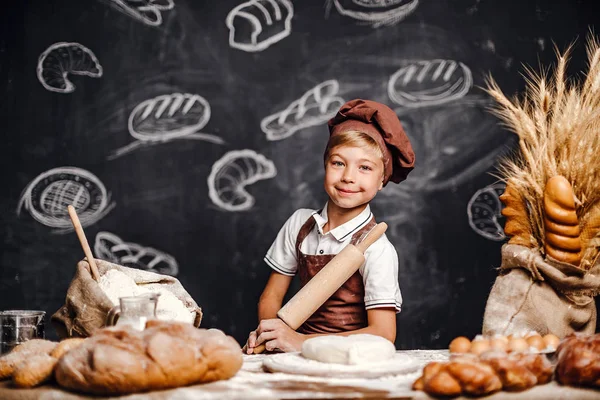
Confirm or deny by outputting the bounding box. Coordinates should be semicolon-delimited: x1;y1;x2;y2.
449;336;471;353
490;337;508;352
470;339;491;356
542;334;560;350
526;334;545;351
507;337;529;353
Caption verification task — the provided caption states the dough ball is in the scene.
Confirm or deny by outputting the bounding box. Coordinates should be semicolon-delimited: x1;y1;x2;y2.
301;334;395;365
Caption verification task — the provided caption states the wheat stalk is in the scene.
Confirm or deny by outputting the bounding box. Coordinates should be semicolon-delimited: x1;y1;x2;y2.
485;34;600;265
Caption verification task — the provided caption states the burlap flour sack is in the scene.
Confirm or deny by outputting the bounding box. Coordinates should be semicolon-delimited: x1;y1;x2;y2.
52;259;202;339
483;244;600;338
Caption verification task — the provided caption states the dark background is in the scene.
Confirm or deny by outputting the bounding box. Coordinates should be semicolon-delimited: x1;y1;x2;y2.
1;0;598;349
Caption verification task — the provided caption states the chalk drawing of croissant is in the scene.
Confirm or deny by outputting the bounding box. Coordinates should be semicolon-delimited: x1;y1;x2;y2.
94;231;179;276
106;0;175;26
37;42;103;94
467;183;507;241
16;167;115;234
388;59;473;108
108;93;225;160
330;0;419;27
261;80;345;141
208;149;277;212
226;0;294;52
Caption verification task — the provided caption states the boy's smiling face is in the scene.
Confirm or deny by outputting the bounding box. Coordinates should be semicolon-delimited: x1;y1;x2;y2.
324;144;384;212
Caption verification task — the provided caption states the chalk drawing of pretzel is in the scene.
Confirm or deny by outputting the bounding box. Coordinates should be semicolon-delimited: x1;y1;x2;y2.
109;93;225;160
17;167;115;234
107;0;175;26
94;231;179;276
261;80;345;141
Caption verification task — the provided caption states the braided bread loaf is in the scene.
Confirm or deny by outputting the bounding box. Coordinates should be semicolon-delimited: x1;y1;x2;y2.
413;351;553;397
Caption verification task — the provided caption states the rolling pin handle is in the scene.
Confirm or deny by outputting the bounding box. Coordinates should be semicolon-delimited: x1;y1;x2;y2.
355;222;388;253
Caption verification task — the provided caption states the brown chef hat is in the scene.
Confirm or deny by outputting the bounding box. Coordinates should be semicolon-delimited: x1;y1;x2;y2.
327;99;415;185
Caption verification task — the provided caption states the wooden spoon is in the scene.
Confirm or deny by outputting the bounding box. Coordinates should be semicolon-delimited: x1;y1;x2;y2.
67;205;101;281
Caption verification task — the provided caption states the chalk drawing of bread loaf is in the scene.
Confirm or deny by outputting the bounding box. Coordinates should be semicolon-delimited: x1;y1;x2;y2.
226;0;293;52
387;59;472;108
543;176;582;265
332;0;419;27
108;0;174;26
37;42;103;93
261;80;345;141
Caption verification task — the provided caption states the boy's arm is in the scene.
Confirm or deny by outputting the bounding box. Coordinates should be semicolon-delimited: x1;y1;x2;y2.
258;271;293;320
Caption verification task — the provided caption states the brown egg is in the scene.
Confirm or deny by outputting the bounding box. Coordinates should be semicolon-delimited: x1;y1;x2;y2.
489;337;508;352
470;339;491;356
526;334;545;351
508;337;529;353
449;336;471;353
542;334;560;350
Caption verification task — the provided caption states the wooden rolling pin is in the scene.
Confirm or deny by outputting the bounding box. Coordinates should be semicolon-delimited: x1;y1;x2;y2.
252;222;388;354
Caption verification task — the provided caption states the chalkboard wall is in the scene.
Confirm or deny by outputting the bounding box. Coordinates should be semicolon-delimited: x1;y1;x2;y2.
1;0;598;349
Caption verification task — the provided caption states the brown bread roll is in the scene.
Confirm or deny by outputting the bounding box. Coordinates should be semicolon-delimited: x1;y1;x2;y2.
12;354;58;388
555;333;600;388
55;320;243;395
50;338;86;359
543;175;581;265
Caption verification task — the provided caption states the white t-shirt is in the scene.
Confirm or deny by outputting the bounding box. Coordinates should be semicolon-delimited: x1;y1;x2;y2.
264;204;402;313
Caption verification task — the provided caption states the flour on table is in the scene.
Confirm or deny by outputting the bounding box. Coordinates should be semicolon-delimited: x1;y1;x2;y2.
301;334;396;365
98;269;195;324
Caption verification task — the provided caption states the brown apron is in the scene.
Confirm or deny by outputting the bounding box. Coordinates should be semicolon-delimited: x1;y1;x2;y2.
296;214;376;334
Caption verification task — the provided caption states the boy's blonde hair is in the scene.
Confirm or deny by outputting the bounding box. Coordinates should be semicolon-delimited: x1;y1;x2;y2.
324;130;384;163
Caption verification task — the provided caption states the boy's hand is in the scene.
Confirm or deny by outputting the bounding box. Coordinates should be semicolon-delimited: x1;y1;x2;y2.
255;318;305;352
243;329;259;354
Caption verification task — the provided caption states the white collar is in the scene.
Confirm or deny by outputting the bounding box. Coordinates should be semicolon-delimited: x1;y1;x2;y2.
312;203;373;242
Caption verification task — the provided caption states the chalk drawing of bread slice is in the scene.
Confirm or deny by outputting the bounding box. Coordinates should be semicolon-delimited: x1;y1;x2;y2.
467;183;507;241
388;59;472;108
226;0;293;52
110;93;224;159
16;167;115;234
37;42;103;93
261;80;345;141
208;150;277;212
332;0;418;27
94;231;179;276
108;0;175;26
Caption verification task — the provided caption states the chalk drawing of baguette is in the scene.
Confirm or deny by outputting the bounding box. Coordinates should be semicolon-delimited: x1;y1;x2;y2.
331;0;419;27
388;59;473;108
16;167;115;234
208;149;277;212
109;93;225;160
37;42;103;94
261;80;345;141
94;231;179;276
226;0;294;52
106;0;175;26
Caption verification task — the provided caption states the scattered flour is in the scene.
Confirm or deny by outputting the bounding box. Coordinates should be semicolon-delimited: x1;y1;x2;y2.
99;269;195;324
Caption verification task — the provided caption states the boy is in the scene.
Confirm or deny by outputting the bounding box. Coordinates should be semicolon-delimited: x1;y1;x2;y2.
245;99;415;353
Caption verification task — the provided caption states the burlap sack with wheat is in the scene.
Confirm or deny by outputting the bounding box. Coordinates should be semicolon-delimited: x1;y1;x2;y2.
51;259;203;339
481;36;600;338
483;244;600;337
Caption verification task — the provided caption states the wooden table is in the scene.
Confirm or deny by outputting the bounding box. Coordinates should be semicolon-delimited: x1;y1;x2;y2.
1;350;599;399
